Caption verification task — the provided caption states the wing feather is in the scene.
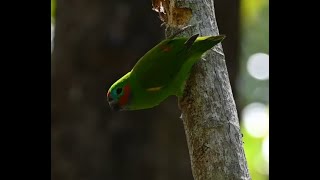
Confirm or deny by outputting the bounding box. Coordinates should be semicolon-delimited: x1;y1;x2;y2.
131;37;191;90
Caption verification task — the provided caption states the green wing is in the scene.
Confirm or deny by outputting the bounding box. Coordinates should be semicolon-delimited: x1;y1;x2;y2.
131;36;193;91
131;35;225;91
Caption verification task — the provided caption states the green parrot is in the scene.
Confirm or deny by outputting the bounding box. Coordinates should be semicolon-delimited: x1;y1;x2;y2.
107;33;225;111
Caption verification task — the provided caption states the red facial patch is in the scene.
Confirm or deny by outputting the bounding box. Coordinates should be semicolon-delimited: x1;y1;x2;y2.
107;90;110;98
161;45;171;52
118;85;131;107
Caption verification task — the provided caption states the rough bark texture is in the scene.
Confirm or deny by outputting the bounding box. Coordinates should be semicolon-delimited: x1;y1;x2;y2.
162;0;251;179
214;0;241;113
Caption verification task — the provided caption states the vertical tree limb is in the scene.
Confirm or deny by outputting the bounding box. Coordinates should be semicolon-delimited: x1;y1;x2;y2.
153;0;251;179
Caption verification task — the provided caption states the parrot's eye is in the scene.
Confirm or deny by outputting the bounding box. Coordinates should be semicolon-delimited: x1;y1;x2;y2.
116;87;122;95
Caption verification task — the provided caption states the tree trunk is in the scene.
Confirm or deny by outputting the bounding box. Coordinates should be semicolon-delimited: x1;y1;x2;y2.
154;0;251;179
214;0;241;113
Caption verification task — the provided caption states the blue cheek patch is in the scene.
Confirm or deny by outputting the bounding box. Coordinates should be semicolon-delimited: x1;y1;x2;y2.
112;91;119;100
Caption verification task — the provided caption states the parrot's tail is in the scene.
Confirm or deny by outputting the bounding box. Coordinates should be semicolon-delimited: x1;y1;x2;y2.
193;35;226;53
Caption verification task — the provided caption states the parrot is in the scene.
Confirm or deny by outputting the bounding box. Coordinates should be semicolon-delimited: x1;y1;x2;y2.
106;33;225;111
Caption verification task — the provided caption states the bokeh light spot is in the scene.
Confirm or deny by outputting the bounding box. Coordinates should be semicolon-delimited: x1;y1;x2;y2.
247;53;269;80
242;102;268;138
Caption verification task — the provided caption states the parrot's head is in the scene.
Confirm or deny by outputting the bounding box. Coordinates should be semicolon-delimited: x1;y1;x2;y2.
107;72;132;111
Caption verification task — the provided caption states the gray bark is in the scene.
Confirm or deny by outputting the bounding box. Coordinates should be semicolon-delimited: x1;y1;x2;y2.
155;0;251;179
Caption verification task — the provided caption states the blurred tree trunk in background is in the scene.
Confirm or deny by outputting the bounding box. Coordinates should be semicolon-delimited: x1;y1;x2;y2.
51;0;240;180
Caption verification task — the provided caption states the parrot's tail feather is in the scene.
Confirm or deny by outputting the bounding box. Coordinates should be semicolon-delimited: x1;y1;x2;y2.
192;35;226;52
206;35;226;42
184;34;199;50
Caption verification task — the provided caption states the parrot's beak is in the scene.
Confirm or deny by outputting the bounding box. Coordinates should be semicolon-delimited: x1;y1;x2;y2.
109;100;120;111
107;95;121;111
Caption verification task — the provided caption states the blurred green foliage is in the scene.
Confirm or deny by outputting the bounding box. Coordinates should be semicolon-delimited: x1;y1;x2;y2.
241;116;269;180
239;0;269;106
51;0;56;23
239;0;269;180
241;0;268;25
